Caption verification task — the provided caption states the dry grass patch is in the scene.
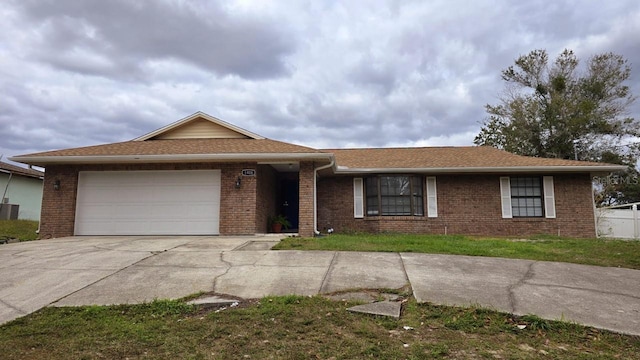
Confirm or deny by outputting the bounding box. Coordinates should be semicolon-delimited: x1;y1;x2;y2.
1;296;638;359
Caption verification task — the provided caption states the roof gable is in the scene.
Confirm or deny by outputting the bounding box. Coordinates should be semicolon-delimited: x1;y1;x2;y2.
134;112;264;141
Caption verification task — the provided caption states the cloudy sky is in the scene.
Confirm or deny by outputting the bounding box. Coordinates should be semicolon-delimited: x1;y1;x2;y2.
2;0;640;164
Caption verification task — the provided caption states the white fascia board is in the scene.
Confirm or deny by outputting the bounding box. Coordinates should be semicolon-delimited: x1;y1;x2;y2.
8;153;333;165
334;165;627;174
133;111;265;141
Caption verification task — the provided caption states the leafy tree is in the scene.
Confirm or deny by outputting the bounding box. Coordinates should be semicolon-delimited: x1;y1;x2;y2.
475;49;639;205
594;151;640;206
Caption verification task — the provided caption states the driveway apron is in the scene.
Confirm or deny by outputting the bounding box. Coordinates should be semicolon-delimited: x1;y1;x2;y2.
0;237;638;336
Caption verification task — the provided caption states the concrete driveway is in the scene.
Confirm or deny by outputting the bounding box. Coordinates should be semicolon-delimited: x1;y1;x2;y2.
1;236;638;336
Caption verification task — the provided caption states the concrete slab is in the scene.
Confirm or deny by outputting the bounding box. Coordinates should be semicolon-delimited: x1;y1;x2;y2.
187;295;239;308
215;265;328;298
223;250;336;267
0;267;115;322
402;253;533;311
85;236;197;252
513;284;640;335
135;250;228;268
325;291;401;303
173;237;256;252
325;291;378;303
213;251;336;298
6;248;153;271
2;236;640;337
526;261;640;298
54;265;227;306
0;302;25;325
233;241;280;251
506;261;640;335
321;252;408;293
347;301;402;319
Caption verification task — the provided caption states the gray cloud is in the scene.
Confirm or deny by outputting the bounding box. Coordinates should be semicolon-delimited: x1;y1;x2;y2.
12;0;295;80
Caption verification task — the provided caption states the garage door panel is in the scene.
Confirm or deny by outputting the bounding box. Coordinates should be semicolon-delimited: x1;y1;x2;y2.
183;204;219;217
75;170;221;235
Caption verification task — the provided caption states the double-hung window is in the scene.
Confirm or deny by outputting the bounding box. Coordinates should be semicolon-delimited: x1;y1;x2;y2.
500;176;556;218
510;177;544;217
365;176;423;216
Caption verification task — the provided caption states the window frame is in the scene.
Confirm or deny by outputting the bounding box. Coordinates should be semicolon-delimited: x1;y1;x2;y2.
509;176;544;218
365;175;424;216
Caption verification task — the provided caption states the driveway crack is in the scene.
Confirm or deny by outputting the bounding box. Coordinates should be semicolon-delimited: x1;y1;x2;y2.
51;241;187;305
212;252;233;292
507;261;536;313
319;252;338;294
0;298;26;315
398;252;411;285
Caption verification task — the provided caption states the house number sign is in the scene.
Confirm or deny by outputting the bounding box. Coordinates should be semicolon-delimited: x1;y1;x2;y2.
242;169;256;176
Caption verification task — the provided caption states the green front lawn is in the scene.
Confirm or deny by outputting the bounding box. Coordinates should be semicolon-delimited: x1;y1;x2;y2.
0;220;39;241
1;296;638;359
274;234;640;269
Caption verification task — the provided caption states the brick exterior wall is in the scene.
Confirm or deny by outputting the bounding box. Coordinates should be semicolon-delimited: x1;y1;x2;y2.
40;161;595;239
298;162;315;237
39;162;263;238
317;173;596;238
255;164;278;233
40;165;79;239
219;163;257;235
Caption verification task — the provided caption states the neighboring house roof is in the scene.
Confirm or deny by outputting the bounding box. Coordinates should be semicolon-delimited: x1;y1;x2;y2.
0;161;44;179
323;146;626;174
8;111;626;173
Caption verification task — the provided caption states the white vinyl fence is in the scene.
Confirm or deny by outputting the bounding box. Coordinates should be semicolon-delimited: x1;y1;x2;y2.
596;203;640;239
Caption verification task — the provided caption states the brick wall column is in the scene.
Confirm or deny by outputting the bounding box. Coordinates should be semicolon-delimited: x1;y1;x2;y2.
219;163;257;235
39;165;78;239
298;162;315;237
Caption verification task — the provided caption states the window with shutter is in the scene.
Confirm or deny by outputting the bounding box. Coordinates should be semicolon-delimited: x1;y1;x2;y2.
500;176;555;218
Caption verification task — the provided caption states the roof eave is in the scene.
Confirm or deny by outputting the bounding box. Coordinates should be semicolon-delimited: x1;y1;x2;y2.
333;165;627;174
8;153;334;166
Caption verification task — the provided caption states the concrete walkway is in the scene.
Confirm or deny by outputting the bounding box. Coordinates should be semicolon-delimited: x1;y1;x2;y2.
0;236;638;336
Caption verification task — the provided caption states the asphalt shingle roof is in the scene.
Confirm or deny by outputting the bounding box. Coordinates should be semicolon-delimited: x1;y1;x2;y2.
14;138;325;157
0;161;44;178
10;139;621;172
324;146;614;169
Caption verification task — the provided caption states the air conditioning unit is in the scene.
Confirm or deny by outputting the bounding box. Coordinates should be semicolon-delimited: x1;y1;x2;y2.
0;204;19;220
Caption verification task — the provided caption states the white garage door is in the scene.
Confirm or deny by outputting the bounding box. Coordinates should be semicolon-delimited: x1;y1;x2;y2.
75;170;221;235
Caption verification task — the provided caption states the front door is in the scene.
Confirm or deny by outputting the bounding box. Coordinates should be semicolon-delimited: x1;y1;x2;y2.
280;177;299;231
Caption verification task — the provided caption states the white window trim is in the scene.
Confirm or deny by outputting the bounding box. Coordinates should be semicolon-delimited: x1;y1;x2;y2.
426;176;438;218
353;178;364;218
